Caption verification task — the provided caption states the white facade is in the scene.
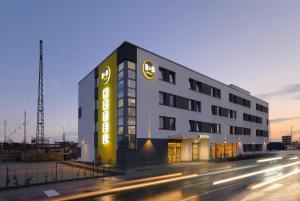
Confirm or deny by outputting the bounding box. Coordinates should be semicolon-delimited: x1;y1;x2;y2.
78;42;269;164
78;71;95;162
136;48;268;154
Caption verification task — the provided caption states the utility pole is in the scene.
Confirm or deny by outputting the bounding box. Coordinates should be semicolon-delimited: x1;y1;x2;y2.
4;119;7;143
23;111;27;145
36;40;45;144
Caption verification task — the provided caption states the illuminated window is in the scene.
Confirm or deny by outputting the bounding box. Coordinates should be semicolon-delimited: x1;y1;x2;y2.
128;61;136;70
128;98;136;107
103;88;109;99
128;126;136;134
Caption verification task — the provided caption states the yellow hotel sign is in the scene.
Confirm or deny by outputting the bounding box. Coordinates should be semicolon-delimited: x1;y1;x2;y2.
98;53;117;165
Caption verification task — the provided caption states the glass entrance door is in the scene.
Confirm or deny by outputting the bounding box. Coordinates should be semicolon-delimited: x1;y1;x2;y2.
192;143;200;160
168;143;181;163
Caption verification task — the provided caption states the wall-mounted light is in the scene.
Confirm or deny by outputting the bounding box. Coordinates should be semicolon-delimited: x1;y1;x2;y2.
81;140;87;144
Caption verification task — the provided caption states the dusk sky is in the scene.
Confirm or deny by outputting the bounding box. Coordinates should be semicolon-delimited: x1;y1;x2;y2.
1;0;300;142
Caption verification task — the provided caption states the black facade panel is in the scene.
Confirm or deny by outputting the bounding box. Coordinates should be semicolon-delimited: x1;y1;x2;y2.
117;138;168;167
117;42;137;64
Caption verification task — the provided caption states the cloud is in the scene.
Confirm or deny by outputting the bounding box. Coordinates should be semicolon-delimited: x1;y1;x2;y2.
270;116;300;123
257;83;300;99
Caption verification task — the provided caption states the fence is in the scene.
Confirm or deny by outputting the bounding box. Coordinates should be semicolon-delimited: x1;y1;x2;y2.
0;161;113;189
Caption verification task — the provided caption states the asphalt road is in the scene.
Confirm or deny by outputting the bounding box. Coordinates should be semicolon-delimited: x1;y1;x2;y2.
1;151;300;201
80;151;300;201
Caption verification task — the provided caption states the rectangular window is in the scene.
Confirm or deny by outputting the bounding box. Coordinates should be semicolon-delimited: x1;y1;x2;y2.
118;126;123;135
128;70;136;80
128;98;136;107
128;116;136;125
128;88;136;98
128;79;136;89
229;93;251;108
243;113;262;124
78;107;82;118
117;117;123;126
128;108;136;116
117;80;124;91
159;92;165;104
128;61;136;70
128;125;136;134
159;67;176;84
118;98;124;108
159;116;176;130
118;70;124;81
118;62;124;72
117;108;123;117
256;103;268;113
189;120;220;134
189;78;221;98
169;94;175;107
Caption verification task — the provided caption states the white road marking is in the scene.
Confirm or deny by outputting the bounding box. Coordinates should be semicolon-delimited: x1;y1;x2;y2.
44;189;60;197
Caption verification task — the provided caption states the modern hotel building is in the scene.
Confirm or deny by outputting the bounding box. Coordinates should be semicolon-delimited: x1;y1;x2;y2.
78;42;269;166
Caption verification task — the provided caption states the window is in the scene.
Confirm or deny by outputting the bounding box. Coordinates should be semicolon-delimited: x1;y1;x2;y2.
159;67;176;84
189;78;221;98
229;93;251;108
189;120;221;134
128;116;136;125
128;98;136;107
128;79;136;89
230;126;251;135
78;107;82;118
118;62;124;72
128;108;136;116
117;117;123;126
118;80;124;91
118;70;124;81
118;89;124;99
128;61;136;70
212;105;236;119
118;126;123;135
117;108;123;117
159;91;201;112
128;70;136;80
256;104;268;113
159;116;176;130
169;94;175;106
243;113;262;124
128;126;136;134
256;129;269;137
118;99;124;108
159;92;165;104
128;88;136;98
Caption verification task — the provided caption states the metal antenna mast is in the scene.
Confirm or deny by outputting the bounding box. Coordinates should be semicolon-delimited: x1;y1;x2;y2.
4;119;7;143
36;40;45;144
23;111;27;144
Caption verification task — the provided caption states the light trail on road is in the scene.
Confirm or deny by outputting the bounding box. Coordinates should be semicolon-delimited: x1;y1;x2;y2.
249;169;300;190
48;174;199;201
213;160;300;185
256;157;282;163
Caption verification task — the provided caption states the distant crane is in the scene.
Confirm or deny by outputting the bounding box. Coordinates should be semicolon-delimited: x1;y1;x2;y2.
36;40;45;144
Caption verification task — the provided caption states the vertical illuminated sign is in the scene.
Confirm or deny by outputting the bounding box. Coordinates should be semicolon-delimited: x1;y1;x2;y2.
101;68;110;144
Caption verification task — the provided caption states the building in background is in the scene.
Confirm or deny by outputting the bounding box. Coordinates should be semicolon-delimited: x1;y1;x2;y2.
282;135;292;146
78;42;269;166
